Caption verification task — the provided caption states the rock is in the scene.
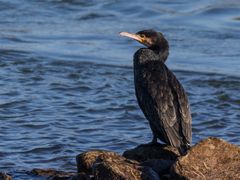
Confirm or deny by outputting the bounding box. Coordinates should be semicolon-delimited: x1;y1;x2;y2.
93;153;159;180
0;172;12;180
140;159;175;175
76;150;122;174
171;137;240;179
30;168;88;180
50;172;90;180
123;143;179;162
93;150;139;165
76;150;160;179
31;168;63;177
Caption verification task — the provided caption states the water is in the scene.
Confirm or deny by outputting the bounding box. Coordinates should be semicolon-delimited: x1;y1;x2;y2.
0;0;239;178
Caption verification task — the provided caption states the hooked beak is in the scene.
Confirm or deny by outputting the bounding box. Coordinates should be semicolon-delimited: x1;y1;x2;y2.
119;32;144;44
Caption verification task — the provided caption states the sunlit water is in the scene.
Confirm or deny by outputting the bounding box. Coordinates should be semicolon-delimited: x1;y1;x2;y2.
0;0;239;178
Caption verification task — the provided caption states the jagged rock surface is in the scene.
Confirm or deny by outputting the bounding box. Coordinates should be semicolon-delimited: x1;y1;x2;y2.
93;152;159;180
171;137;240;179
76;150;160;180
76;150;122;174
30;168;89;180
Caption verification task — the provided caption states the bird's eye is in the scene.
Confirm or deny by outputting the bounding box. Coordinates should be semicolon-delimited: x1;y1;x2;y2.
139;34;145;38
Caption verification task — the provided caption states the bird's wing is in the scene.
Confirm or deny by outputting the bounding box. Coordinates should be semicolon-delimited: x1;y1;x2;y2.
135;61;191;145
135;62;177;127
167;69;192;143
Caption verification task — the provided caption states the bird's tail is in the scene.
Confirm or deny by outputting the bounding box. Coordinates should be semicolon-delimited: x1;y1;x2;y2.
178;143;191;156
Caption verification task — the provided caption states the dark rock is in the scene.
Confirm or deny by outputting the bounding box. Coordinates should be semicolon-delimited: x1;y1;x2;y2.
93;153;159;180
140;159;175;175
123;143;179;162
30;168;88;180
0;172;12;180
171;137;240;179
76;150;122;174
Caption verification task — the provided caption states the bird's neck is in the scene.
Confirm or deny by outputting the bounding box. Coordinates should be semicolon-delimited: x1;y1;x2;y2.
134;48;169;65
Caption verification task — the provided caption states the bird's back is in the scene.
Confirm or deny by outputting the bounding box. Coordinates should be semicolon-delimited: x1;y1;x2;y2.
134;59;192;149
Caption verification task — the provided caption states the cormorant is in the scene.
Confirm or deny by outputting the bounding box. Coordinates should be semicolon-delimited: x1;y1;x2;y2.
120;29;192;154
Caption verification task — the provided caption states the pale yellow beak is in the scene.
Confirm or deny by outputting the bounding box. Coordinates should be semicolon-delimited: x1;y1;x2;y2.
119;32;144;43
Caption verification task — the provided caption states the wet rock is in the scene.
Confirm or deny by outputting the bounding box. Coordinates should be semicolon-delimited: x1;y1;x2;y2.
30;168;88;180
0;172;12;180
123;143;179;162
76;150;122;174
171;137;240;179
93;153;159;180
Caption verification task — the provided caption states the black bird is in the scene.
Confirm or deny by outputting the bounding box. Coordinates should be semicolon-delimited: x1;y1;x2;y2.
120;29;192;154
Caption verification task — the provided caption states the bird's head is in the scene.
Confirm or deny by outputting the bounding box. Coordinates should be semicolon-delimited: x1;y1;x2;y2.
119;29;168;51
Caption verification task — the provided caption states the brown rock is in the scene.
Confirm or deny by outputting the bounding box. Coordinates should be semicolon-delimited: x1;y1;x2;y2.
30;168;88;180
123;143;179;162
76;150;122;174
31;168;63;177
0;172;12;180
93;153;159;180
171;137;240;180
50;172;90;180
94;150;139;165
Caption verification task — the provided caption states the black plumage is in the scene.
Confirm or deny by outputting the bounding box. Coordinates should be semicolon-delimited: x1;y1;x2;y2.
120;29;192;153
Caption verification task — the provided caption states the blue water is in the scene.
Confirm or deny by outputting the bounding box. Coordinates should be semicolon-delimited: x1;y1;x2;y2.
0;0;239;178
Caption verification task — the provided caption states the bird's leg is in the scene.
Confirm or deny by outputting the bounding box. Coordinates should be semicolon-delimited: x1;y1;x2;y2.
140;135;160;147
151;135;158;145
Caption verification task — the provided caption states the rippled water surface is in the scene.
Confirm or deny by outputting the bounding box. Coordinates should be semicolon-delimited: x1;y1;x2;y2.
0;0;240;178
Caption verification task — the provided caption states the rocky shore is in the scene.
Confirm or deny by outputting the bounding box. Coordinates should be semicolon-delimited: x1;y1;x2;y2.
1;137;239;180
